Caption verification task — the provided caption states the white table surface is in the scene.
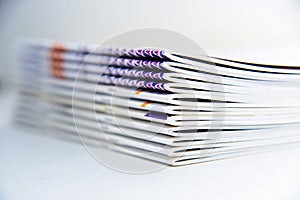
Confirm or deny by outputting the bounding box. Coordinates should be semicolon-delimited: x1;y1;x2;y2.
1;92;300;200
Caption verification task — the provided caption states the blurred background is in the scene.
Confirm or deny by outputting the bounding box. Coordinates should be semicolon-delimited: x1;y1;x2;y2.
0;0;300;90
1;1;300;200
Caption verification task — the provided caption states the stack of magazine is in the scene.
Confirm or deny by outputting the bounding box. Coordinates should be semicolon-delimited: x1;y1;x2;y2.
15;39;300;166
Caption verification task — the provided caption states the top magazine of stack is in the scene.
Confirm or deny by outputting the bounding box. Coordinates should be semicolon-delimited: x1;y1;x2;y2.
15;39;300;166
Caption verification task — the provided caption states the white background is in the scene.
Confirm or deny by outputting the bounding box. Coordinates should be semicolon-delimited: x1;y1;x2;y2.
0;0;300;199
